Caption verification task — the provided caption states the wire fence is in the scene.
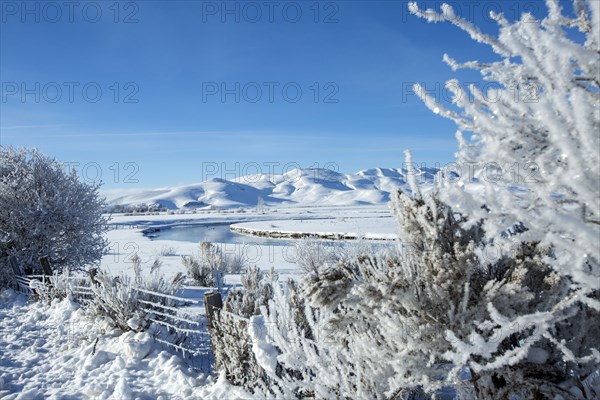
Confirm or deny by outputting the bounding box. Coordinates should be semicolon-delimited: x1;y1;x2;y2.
13;273;218;372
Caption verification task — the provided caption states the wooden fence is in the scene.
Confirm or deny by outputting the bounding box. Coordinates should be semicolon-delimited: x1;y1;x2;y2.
10;256;223;372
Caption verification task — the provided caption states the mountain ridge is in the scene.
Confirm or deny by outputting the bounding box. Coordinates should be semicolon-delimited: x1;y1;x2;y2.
101;167;437;210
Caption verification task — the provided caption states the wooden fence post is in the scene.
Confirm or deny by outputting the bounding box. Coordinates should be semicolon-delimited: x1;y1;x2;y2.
204;292;223;325
9;256;22;291
9;255;21;275
39;256;53;284
39;256;53;275
204;291;223;369
88;267;100;286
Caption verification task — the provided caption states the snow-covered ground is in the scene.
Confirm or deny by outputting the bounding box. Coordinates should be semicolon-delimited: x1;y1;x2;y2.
1;204;396;399
101;205;396;285
0;289;255;399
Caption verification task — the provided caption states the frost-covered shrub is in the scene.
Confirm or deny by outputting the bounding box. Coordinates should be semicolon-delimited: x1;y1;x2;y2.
130;254;142;278
87;264;184;332
210;266;277;392
199;241;226;273
29;270;76;303
244;191;483;398
225;251;246;275
247;280;323;399
235;266;278;316
409;0;600;282
87;273;144;332
248;187;598;398
0;147;108;287
183;241;247;286
200;241;247;274
134;258;185;308
407;0;600;397
293;238;340;275
159;245;177;257
182;254;216;287
293;237;385;276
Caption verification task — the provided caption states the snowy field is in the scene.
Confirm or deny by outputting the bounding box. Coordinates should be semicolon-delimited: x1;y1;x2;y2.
101;205;395;285
0;204;397;399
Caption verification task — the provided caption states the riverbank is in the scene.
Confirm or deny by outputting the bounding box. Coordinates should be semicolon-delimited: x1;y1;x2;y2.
101;205;394;283
230;217;397;240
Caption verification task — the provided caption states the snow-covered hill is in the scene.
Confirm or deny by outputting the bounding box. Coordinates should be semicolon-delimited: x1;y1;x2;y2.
101;167;437;210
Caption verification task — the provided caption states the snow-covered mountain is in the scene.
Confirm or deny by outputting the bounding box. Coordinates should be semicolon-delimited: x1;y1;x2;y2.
101;168;437;210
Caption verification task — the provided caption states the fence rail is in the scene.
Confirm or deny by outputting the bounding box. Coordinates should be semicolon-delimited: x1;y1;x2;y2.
14;275;33;294
218;307;252;323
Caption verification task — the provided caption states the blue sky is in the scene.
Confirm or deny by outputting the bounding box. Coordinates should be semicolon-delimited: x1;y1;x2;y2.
1;0;557;188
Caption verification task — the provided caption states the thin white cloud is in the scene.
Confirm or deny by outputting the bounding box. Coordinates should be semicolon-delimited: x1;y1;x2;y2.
0;124;65;130
0;128;323;140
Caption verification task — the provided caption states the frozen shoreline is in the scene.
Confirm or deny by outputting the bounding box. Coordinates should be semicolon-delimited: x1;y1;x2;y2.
230;222;397;241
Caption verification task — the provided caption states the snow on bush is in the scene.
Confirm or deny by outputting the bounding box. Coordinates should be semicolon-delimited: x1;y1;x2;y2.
242;193;482;398
409;0;599;278
87;261;184;333
182;253;215;287
246;187;597;398
293;237;383;276
158;245;177;257
87;273;149;332
407;0;600;397
294;237;343;275
294;238;332;274
210;266;277;393
0;147;108;286
182;241;246;286
246;279;340;399
28;269;78;303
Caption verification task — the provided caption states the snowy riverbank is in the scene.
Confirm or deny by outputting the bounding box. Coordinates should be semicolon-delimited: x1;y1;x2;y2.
101;205;394;284
230;215;397;241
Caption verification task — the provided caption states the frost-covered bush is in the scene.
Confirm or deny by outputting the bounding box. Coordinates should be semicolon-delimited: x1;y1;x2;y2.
225;251;247;275
200;241;227;273
182;254;216;287
200;241;246;274
247;280;325;399
158;245;177;257
247;185;598;398
0;147;108;286
245;191;483;398
183;241;247;286
87;263;184;332
410;0;600;278
29;270;75;303
406;0;600;397
236;266;277;316
87;273;144;332
210;266;277;392
294;237;385;276
293;238;341;275
134;258;185;307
